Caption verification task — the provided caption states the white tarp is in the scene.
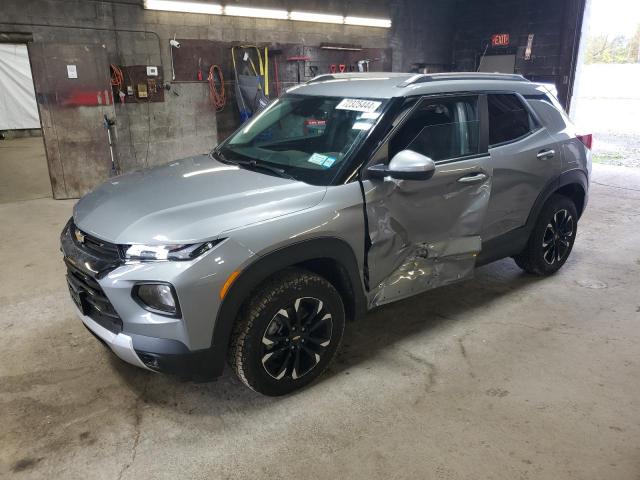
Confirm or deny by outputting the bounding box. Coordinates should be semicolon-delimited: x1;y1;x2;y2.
0;44;40;130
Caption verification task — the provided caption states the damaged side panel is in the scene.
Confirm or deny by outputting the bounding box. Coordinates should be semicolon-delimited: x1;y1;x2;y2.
364;156;492;307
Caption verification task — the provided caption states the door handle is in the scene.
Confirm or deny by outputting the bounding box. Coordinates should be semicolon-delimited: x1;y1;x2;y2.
537;149;555;160
457;172;487;184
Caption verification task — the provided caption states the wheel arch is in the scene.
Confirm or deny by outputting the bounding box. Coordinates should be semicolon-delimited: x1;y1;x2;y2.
526;169;588;231
207;237;367;376
555;182;586;218
479;169;588;266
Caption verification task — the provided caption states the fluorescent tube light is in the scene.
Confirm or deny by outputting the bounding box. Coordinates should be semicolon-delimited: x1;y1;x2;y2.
290;11;344;24
142;1;392;28
144;0;222;15
344;16;392;28
225;5;288;20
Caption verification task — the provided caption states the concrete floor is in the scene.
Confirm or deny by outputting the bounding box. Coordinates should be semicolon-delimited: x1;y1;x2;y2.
1;164;639;479
0;137;51;204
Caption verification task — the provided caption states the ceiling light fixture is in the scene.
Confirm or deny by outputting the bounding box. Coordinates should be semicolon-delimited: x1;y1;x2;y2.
344;16;392;28
144;0;222;15
224;5;289;20
290;11;344;24
143;1;392;28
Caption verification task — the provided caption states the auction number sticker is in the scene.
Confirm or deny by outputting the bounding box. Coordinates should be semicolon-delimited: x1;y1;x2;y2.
336;99;382;113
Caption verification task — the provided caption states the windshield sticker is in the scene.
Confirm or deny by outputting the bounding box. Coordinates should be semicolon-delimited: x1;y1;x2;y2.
322;157;336;167
336;99;382;113
308;153;336;168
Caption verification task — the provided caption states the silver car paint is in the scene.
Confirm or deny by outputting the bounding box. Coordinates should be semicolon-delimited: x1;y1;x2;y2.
74;155;326;244
87;180;365;351
70;72;590;358
481;127;561;241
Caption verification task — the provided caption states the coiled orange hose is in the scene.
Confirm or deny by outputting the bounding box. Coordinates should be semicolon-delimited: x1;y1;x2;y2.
208;64;225;111
110;64;124;88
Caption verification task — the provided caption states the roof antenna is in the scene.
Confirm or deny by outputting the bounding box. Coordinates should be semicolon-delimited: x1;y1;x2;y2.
477;41;489;72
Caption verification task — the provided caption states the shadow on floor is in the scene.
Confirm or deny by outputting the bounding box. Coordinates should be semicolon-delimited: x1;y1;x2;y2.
112;258;540;411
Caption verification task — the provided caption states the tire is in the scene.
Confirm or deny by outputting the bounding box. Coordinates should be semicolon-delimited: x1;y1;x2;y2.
513;194;578;275
228;268;345;396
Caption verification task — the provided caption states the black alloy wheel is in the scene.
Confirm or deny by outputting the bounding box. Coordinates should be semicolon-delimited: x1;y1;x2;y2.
513;194;579;275
228;268;345;396
261;297;333;380
541;208;574;265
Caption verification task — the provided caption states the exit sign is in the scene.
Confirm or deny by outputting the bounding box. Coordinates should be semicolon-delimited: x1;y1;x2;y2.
491;33;510;47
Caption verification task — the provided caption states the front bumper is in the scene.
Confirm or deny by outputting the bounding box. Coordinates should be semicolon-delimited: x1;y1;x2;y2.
61;218;255;378
75;306;153;371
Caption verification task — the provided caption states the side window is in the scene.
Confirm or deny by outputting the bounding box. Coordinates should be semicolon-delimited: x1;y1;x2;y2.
388;96;480;162
487;94;535;145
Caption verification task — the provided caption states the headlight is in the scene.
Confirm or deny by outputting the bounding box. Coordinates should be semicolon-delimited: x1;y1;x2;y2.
123;239;223;261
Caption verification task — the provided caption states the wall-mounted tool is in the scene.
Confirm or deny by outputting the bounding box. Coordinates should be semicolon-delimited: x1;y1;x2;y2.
103;114;120;177
264;47;269;97
270;48;283;96
287;55;310;84
357;59;370;72
169;35;180;81
232;45;268;122
197;57;203;81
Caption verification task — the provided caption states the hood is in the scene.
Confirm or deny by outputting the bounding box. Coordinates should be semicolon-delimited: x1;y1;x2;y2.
74;155;326;244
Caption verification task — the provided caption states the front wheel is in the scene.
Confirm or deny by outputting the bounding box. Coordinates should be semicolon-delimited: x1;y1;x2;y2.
228;268;345;396
513;194;578;275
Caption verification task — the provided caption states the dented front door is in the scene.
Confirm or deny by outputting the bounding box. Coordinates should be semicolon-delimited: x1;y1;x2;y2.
364;155;492;306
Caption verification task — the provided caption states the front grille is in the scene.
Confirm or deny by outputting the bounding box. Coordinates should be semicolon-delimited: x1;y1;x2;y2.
71;222;121;261
66;259;123;334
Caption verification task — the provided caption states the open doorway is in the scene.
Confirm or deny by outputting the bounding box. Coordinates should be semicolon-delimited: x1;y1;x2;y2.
571;0;640;168
0;43;50;203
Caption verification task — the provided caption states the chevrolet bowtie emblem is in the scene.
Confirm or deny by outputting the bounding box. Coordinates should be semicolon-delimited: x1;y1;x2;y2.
74;228;86;244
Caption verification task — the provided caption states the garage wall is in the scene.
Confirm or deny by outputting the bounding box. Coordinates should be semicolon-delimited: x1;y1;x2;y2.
1;0;456;198
452;0;587;108
1;0;585;198
390;0;456;72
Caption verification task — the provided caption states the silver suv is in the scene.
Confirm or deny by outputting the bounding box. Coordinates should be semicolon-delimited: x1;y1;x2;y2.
61;72;591;395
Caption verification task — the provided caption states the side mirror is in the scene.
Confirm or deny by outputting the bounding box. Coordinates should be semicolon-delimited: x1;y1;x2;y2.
367;150;436;181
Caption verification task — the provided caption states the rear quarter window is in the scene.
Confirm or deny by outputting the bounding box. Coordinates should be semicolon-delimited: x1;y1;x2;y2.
488;94;536;146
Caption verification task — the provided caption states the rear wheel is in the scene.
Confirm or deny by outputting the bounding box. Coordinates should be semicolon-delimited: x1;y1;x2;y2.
514;194;578;275
228;268;345;396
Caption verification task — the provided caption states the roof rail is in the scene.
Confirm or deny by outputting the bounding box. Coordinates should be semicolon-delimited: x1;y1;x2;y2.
307;74;335;84
397;72;528;87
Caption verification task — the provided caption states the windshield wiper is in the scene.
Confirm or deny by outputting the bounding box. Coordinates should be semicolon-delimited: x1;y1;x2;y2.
235;159;296;180
210;149;233;164
211;149;295;180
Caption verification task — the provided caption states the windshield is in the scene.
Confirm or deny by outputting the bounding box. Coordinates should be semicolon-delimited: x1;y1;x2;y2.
216;94;388;185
